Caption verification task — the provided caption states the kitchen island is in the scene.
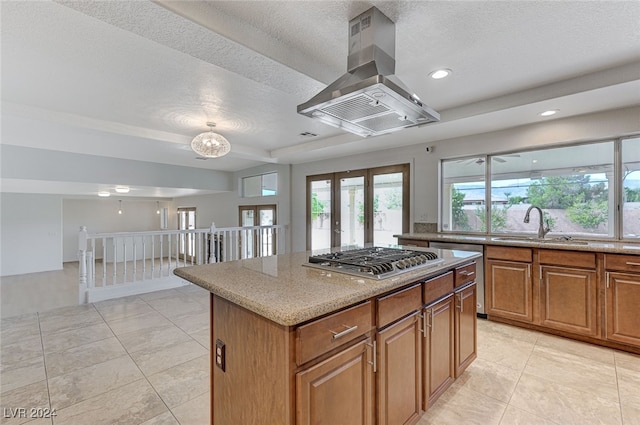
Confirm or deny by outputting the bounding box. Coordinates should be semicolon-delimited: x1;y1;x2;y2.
175;247;481;425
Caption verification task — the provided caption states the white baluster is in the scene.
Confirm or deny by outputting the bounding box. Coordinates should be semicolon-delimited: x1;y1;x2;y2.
142;235;146;278
78;226;88;304
133;236;137;280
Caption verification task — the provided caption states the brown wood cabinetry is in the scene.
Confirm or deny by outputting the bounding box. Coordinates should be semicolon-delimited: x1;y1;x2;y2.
397;238;429;248
485;246;533;322
605;254;640;347
539;250;597;337
296;301;373;365
454;282;477;377
422;294;455;409
297;338;375;425
376;313;422;425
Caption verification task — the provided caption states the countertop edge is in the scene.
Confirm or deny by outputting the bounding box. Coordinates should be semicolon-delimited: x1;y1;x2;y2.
175;251;481;327
395;233;640;255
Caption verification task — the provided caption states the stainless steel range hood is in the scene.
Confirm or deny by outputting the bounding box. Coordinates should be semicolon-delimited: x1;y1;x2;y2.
297;7;440;137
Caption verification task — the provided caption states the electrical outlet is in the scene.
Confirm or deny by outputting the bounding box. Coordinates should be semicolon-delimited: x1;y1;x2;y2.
215;339;225;372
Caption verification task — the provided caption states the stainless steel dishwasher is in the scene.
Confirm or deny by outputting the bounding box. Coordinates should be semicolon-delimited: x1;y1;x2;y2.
429;242;486;317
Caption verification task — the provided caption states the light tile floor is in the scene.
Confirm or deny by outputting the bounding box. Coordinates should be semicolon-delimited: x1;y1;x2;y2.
1;280;640;424
1;286;210;425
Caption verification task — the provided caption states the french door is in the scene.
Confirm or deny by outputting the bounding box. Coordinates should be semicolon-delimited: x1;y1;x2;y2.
307;164;409;250
239;205;277;258
177;207;196;262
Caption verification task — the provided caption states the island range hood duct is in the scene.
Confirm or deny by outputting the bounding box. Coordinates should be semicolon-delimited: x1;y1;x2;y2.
297;7;440;137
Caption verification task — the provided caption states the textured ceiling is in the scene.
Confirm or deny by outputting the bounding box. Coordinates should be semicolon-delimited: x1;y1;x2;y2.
1;0;639;197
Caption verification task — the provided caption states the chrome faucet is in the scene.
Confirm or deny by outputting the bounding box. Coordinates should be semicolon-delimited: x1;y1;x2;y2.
524;206;551;239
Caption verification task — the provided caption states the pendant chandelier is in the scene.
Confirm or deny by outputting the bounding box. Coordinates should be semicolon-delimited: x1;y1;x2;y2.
191;122;231;158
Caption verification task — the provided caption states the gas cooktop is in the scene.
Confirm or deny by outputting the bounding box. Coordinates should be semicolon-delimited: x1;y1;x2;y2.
304;246;444;280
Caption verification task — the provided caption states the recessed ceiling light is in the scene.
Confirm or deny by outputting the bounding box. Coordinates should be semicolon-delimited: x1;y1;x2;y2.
429;69;452;80
115;186;130;193
540;110;559;117
98;191;110;197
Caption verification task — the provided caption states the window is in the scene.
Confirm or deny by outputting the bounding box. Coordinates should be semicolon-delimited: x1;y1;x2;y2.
441;136;639;240
622;137;640;238
441;157;486;232
242;172;277;197
489;142;613;237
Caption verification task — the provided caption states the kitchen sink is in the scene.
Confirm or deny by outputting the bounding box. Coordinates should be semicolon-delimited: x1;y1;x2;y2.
492;237;589;245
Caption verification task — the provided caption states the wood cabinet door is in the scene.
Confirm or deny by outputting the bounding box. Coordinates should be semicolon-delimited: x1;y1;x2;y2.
606;272;640;347
540;265;598;337
455;283;477;377
486;259;533;322
422;295;454;410
296;338;374;425
377;313;422;425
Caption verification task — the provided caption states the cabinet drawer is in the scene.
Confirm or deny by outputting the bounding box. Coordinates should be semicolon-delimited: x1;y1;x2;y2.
398;238;429;248
455;262;476;288
539;249;595;269
423;271;454;305
296;301;372;366
605;254;640;273
486;245;532;262
377;283;422;328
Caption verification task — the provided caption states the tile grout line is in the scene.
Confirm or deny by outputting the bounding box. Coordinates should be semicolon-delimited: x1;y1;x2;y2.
36;311;54;425
613;352;625;425
94;297;192;425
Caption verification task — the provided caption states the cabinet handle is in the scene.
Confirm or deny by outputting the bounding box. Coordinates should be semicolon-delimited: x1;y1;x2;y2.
606;272;610;289
625;261;640;267
457;293;463;312
330;325;358;340
366;341;377;373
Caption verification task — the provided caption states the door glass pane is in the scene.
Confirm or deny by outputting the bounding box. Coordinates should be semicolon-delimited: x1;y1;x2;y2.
310;179;332;250
178;208;196;260
622;137;640;239
241;210;255;227
441;158;487;232
240;209;255;258
259;207;275;255
340;176;365;248
373;172;403;246
490;142;613;237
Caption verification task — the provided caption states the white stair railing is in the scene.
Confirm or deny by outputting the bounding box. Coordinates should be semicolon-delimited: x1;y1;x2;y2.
78;223;287;304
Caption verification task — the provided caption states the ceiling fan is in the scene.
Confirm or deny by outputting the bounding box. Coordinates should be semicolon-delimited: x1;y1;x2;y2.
456;154;520;165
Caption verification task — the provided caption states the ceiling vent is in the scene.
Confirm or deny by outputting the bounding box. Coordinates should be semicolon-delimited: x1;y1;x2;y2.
297;7;439;137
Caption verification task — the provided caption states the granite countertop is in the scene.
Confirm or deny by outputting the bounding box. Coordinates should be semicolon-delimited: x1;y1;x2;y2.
396;233;640;255
174;249;481;327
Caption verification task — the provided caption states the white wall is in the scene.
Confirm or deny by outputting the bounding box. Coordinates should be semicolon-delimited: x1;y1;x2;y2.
1;193;63;276
290;106;640;252
62;199;170;262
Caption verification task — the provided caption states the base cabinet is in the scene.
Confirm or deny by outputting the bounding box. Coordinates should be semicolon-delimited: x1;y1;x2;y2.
376;313;422;425
296;338;375;425
422;294;455;409
454;283;477;377
486;259;532;322
539;265;597;336
606;272;640;346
